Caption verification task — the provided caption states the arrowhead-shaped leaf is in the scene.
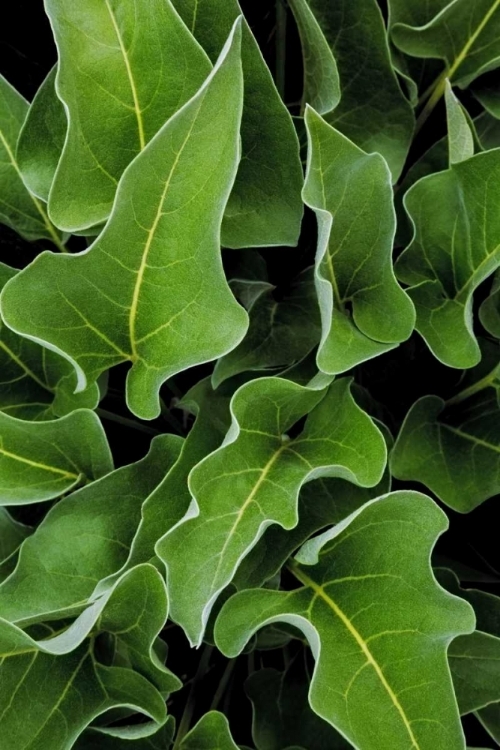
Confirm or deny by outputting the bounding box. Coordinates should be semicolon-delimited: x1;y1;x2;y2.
0;435;181;625
293;0;415;181
0;408;112;505
215;491;476;750
179;711;238;749
246;659;349;749
158;375;386;645
213;268;321;388
16;66;66;203
45;0;212;232
390;0;500;89
0;74;63;248
391;388;500;512
303;107;414;374
0;564;179;749
0;263;100;419
171;0;304;248
0;24;248;420
396;148;500;368
445;81;475;165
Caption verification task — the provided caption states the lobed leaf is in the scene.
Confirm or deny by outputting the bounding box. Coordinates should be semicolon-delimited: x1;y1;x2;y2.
0;23;249;420
215;491;476;750
159;375;386;645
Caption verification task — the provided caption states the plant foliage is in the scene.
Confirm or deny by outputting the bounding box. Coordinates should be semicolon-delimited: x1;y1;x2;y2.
1;1;500;747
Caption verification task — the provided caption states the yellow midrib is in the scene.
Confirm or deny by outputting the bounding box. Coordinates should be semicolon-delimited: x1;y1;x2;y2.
105;0;146;151
290;563;421;750
0;128;66;252
447;0;500;82
0;444;79;479
128;117;199;358
0;340;52;393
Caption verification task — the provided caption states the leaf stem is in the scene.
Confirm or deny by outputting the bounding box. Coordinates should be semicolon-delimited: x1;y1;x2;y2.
446;369;499;407
276;0;287;100
210;658;236;712
173;645;213;749
96;408;161;435
414;70;448;136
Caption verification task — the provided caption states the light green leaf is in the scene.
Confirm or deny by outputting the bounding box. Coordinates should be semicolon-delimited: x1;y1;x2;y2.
445;81;475;164
396;148;500;368
0;263;100;419
213;268;321;388
45;0;212;233
215;491;476;750
0;74;64;249
303;107;414;375
0;24;248;420
246;659;349;749
0;408;112;505
390;0;500;89
16;66;66;202
179;711;238;749
391;389;500;512
297;0;415;181
287;0;340;115
0;435;181;625
0;565;179;750
158;375;386;645
171;0;304;248
234;424;392;591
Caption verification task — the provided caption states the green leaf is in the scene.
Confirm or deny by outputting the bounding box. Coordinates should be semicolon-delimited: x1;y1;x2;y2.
480;270;500;337
0;263;100;419
75;717;176;749
233;423;392;591
215;491;476;750
16;66;66;202
476;702;500;744
0;408;112;505
296;0;415;181
0;74;64;249
246;659;349;749
179;711;238;749
287;0;340;115
0;564;179;750
391;388;500;512
45;0;212;233
0;23;249;420
213;268;321;388
303;107;414;375
0;508;31;583
0;435;181;625
396;148;500;368
171;0;304;248
445;81;475;164
390;0;500;89
158;375;386;645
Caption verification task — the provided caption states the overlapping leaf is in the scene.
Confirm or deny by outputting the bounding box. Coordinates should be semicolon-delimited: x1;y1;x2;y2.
171;0;304;248
215;491;476;750
0;74;64;248
303;107;414;375
0;24;248;420
0;564;180;750
292;0;414;181
396;147;500;368
246;658;349;749
179;712;238;749
213;268;321;388
75;718;175;750
0;508;30;583
0;263;101;419
44;0;212;232
0;408;112;505
16;66;66;203
159;375;386;645
0;435;181;624
390;0;500;89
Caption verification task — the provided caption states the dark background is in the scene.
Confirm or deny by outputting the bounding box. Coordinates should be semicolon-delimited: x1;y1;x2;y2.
1;1;498;746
